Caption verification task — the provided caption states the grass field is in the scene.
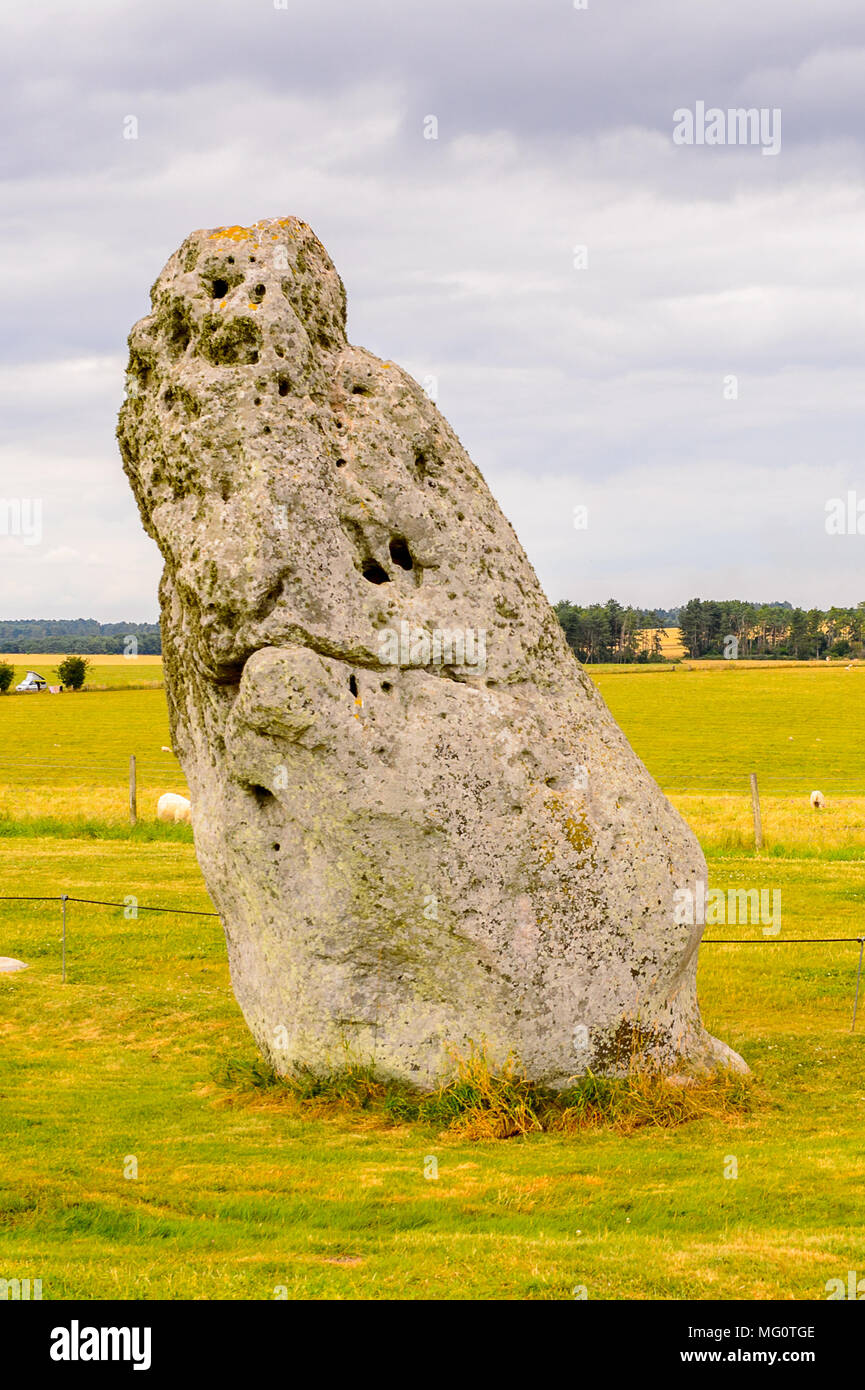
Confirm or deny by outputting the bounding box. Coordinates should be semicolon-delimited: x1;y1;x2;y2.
0;684;188;824
595;664;865;857
1;662;864;1299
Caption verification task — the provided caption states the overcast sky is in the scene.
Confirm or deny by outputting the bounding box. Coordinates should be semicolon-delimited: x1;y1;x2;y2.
2;0;864;620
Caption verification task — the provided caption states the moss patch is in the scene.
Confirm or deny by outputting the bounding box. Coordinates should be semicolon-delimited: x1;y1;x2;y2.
198;314;262;367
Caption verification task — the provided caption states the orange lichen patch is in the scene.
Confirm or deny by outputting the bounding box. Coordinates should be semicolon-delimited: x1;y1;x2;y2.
206;217;300;246
562;812;593;854
207;225;254;243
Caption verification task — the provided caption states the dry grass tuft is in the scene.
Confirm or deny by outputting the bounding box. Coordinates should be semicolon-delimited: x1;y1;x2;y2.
214;1041;754;1141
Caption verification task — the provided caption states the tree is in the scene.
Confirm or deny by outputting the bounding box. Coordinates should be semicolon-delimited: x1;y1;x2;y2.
0;662;14;693
788;608;808;659
678;599;704;657
56;656;89;690
584;605;613;662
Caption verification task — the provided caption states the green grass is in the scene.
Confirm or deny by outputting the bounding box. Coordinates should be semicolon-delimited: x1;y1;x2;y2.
0;686;187;823
1;666;865;1298
592;664;865;793
0;814;193;842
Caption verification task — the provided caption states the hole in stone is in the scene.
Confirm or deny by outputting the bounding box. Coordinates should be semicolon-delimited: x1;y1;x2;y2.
212;279;229;299
254;283;266;297
351;384;370;395
272;842;281;852
381;681;392;692
335;458;346;467
361;558;390;585
349;674;358;696
389;536;413;570
247;784;274;806
249;255;256;263
227;255;235;264
278;378;289;396
254;397;261;405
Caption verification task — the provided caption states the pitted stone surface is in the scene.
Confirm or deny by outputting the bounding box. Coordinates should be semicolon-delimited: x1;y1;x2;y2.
119;217;744;1087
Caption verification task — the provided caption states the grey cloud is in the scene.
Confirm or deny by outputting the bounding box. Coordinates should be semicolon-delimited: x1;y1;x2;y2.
1;0;864;617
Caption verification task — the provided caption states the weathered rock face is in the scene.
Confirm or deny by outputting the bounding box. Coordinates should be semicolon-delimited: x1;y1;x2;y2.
119;217;744;1087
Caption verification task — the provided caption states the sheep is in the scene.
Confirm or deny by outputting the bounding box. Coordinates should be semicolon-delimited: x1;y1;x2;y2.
810;790;826;811
157;792;192;824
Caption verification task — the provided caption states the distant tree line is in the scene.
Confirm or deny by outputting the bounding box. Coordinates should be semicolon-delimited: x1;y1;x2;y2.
0;619;161;654
554;600;667;663
554;598;865;663
677;599;865;660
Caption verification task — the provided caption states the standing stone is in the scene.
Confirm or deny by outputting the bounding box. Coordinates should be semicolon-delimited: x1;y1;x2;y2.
118;218;744;1087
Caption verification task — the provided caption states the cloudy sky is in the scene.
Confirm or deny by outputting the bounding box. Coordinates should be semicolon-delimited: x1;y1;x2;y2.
2;0;864;620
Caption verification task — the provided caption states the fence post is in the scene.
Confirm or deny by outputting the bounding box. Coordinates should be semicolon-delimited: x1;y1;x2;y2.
750;772;763;851
852;938;864;1033
61;894;68;983
129;754;137;828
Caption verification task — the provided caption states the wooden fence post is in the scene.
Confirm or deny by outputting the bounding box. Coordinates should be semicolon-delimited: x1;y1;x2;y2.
750;772;763;851
129;754;137;827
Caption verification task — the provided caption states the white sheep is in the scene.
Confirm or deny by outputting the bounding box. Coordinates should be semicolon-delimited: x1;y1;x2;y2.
809;790;826;811
157;792;192;824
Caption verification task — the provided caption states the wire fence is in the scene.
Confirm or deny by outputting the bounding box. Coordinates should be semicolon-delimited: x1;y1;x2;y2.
0;893;219;988
1;893;863;1032
665;786;865;795
6;758;865;802
0;753;189;827
0;757;184;781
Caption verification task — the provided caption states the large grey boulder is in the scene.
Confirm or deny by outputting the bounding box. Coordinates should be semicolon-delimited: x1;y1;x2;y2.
118;217;744;1088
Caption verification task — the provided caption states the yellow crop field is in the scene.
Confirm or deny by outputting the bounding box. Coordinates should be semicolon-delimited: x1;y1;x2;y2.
659;626;686;659
0;654;164;691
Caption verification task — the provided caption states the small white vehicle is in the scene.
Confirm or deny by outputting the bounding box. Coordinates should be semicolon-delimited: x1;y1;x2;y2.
15;670;47;692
